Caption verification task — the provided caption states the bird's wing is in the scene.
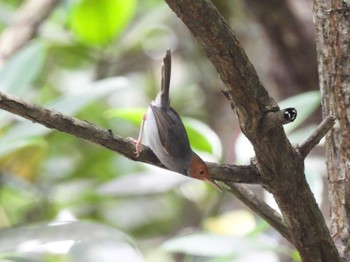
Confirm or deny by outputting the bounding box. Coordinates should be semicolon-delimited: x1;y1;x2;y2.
150;105;191;156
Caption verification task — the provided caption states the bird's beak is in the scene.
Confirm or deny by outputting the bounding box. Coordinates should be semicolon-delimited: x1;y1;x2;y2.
205;178;222;192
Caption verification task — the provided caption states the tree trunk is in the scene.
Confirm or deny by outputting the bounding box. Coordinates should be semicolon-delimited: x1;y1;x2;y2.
313;0;350;260
164;1;340;261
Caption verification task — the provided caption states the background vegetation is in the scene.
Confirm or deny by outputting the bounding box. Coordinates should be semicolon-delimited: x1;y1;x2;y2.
0;0;323;261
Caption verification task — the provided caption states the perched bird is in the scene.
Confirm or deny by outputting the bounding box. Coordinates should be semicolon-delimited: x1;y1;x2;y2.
132;50;220;190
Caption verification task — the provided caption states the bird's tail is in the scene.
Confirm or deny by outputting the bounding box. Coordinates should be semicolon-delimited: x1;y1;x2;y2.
160;49;171;109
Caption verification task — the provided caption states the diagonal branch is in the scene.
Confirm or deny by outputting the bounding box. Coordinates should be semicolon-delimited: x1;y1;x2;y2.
164;0;340;260
300;116;335;158
0;0;340;259
0;90;292;238
165;0;277;133
0;0;292;243
226;182;291;242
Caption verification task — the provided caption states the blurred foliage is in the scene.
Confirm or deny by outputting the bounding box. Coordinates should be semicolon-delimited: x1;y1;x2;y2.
68;0;137;45
0;0;322;261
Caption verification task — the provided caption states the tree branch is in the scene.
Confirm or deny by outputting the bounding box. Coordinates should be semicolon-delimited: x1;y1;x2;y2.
0;0;59;68
0;90;292;243
167;1;278;135
0;0;341;259
300;116;336;159
226;182;291;242
0;90;260;184
164;0;340;260
261;107;297;131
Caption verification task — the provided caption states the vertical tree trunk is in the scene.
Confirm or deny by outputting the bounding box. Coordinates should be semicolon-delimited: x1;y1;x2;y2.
313;0;350;260
165;1;341;261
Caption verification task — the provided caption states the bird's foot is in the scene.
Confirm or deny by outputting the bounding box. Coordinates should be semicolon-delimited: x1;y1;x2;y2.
128;137;142;157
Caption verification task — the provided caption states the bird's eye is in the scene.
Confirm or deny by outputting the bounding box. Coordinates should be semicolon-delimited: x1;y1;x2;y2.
199;170;206;176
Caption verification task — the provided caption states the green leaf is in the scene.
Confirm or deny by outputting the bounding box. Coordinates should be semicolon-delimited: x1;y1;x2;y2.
48;77;128;115
0;221;140;260
183;117;222;159
163;233;287;257
0;137;46;158
203;210;256;236
279;91;320;134
0;77;128;157
97;170;189;196
0;41;45;95
104;108;145;126
116;3;172;55
0;41;45;127
69;0;137;45
0;181;41;225
70;238;143;262
290;250;302;262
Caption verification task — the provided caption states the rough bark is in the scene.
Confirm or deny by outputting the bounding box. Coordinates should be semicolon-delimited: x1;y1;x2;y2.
164;0;340;261
0;0;344;260
0;89;335;246
0;90;260;184
0;90;292;242
0;0;289;249
313;0;350;260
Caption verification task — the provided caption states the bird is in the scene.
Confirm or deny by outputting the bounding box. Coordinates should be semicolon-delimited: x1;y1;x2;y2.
132;50;221;190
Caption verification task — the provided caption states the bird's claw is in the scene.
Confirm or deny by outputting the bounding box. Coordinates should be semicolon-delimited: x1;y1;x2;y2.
134;143;142;157
128;137;142;157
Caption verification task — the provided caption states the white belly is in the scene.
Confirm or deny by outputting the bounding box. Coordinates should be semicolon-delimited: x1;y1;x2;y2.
144;106;183;173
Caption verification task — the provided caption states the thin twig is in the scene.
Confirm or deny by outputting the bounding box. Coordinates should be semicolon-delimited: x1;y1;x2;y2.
300;116;335;158
0;90;260;184
226;182;291;242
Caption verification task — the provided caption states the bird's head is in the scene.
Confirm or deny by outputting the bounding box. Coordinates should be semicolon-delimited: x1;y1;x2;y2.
188;153;221;191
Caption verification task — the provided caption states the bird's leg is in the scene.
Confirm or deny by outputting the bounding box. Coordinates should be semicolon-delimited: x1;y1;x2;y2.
129;113;147;157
